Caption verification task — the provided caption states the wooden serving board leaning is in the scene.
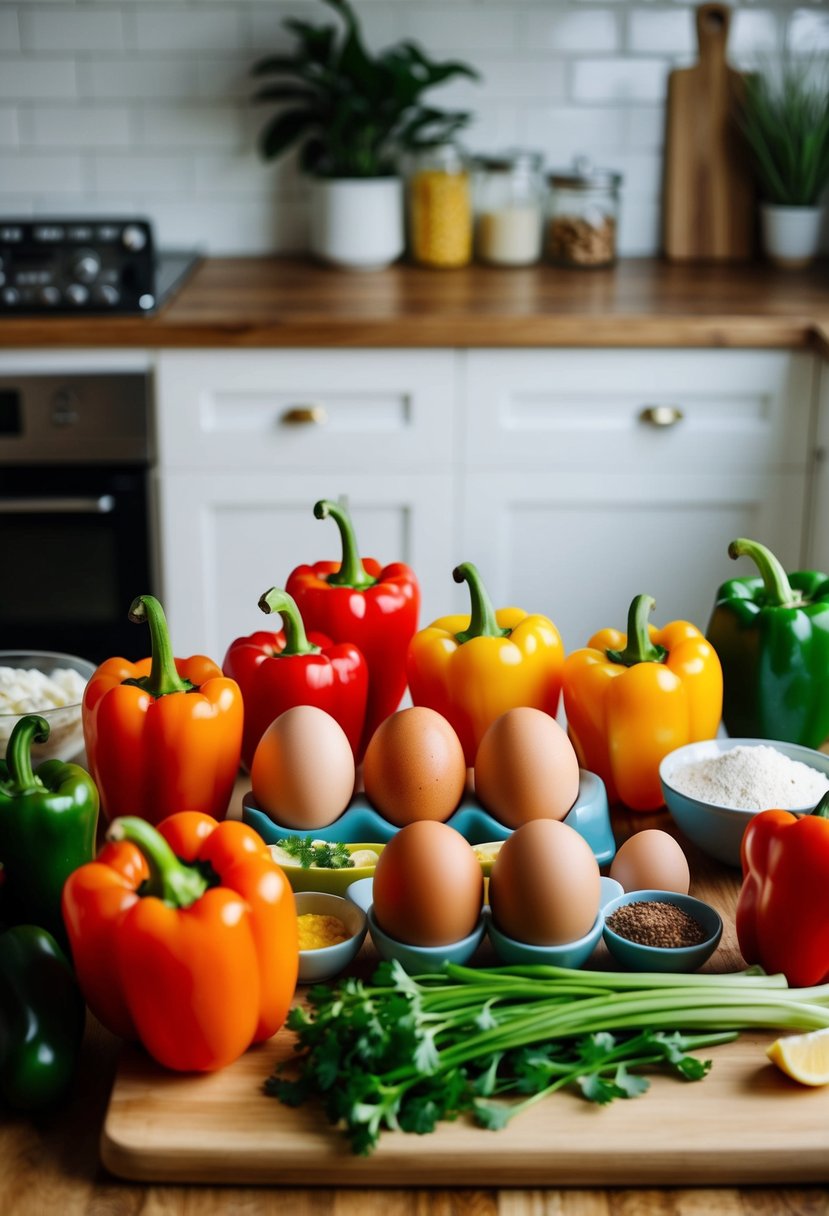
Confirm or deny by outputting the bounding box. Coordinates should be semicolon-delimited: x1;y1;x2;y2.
662;2;756;261
101;811;829;1188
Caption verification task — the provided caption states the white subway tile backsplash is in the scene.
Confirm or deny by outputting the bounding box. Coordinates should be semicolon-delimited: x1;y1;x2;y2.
0;57;76;100
133;6;243;53
523;9;620;53
0;0;798;257
0;10;19;52
627;9;694;55
0;152;84;194
92;151;194;195
19;6;125;54
24;105;131;149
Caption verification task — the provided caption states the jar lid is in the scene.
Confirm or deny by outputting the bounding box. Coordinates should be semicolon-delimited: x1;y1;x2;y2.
474;149;545;174
548;155;622;189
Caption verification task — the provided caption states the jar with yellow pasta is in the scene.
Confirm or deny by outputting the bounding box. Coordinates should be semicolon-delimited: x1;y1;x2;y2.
407;143;473;268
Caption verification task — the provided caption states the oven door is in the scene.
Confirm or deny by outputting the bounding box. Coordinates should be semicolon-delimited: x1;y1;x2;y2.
0;464;153;662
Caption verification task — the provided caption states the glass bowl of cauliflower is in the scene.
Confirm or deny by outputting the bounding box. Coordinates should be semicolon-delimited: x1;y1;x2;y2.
0;651;96;764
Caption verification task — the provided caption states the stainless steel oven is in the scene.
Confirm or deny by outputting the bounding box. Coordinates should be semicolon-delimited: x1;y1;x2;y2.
0;372;154;661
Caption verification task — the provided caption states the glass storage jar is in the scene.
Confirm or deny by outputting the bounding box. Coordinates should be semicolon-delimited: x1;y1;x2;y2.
473;151;545;267
407;144;473;269
546;157;622;268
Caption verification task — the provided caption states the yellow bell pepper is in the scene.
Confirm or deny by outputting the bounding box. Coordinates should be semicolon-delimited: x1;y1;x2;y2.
406;562;564;766
562;594;722;812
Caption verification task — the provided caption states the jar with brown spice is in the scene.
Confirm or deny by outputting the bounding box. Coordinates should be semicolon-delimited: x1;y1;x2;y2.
546;157;622;268
407;143;473;269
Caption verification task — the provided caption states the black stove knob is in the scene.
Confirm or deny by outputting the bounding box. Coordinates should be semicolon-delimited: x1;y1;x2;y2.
72;249;101;284
93;283;120;307
1;286;20;306
66;283;89;306
39;285;61;306
121;224;147;252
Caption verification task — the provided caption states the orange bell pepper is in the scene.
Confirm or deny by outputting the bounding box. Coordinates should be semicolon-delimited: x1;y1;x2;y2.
61;811;298;1072
562;594;722;812
406;562;565;766
82;595;243;824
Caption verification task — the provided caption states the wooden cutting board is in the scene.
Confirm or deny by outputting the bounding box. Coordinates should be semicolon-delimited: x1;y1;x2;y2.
100;827;829;1188
663;3;756;261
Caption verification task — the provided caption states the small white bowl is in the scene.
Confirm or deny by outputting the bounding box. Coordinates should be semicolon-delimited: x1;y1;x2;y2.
660;737;829;867
0;650;95;763
294;891;367;983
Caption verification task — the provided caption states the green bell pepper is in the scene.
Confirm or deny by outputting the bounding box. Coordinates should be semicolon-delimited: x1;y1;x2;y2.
0;714;99;942
0;924;85;1110
706;537;829;749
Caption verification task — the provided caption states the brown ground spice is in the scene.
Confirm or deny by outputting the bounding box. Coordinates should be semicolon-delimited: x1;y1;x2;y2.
606;900;707;949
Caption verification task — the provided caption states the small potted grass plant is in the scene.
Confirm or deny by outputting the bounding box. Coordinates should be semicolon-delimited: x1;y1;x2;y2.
738;55;829;268
251;0;479;270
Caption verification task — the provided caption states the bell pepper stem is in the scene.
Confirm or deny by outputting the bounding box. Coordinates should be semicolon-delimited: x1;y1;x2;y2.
728;538;800;608
126;595;194;697
606;594;668;667
453;562;511;644
313;500;377;590
106;816;210;908
811;791;829;820
2;715;49;793
258;588;321;655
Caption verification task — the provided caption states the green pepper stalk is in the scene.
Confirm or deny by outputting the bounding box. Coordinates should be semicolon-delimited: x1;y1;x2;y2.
0;715;99;942
707;537;829;747
0;924;86;1111
606;594;667;666
314;499;377;590
453;562;511;644
107;816;211;908
125;594;194;696
258;588;321;656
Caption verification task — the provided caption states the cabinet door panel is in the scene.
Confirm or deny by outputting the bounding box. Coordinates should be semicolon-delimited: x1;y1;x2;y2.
156;472;455;659
465;350;813;472
462;470;806;654
156;350;457;472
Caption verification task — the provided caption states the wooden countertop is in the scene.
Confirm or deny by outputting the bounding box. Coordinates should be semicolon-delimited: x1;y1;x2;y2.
2;256;829;351
3;785;829;1213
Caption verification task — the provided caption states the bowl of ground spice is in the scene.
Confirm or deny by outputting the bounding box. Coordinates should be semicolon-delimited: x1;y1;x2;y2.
659;738;829;867
602;890;723;973
294;891;368;983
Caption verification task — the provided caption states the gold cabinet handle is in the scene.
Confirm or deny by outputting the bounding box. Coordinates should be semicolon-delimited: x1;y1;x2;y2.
280;405;328;426
639;405;684;428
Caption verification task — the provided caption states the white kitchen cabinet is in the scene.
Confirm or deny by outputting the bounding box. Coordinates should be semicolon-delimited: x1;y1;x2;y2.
154;346;818;659
459;349;816;651
154;350;459;656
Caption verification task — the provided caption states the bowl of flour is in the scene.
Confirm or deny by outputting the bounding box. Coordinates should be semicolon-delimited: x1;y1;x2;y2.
659;738;829;868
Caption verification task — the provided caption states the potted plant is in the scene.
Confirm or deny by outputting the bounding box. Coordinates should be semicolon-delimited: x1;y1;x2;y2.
738;56;829;268
251;0;479;270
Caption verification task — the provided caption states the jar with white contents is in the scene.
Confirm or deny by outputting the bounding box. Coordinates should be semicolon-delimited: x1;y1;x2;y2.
546;157;622;268
473;151;545;267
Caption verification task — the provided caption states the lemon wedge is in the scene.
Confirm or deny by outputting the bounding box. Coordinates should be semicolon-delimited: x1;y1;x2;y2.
767;1028;829;1086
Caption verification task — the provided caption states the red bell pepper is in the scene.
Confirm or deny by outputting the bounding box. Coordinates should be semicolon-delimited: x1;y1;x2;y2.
61;811;298;1072
223;587;368;769
82;595;243;825
286;499;420;755
736;791;829;987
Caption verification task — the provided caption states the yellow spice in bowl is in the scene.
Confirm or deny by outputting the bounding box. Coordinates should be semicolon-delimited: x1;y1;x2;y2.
298;912;350;951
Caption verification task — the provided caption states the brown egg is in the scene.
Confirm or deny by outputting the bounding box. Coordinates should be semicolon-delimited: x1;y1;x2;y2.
371;820;484;947
363;706;467;827
489;819;600;946
610;829;690;895
250;704;355;829
474;707;580;828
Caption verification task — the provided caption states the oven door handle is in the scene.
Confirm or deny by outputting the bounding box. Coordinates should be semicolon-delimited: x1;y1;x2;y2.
0;494;116;514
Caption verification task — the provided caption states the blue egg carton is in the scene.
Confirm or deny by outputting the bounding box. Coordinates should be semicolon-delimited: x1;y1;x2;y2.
242;768;616;865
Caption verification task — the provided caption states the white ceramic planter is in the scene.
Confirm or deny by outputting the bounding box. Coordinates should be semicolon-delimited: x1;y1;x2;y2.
760;203;825;269
308;176;404;271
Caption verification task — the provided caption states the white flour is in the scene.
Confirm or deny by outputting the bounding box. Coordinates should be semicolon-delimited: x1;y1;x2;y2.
671;744;829;810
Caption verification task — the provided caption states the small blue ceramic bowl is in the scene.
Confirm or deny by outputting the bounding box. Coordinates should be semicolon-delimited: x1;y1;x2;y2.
365;906;487;974
486;875;623;969
660;737;829;868
601;889;722;973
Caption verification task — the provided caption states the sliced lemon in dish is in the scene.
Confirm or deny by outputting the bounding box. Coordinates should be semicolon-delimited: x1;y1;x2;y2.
767;1028;829;1086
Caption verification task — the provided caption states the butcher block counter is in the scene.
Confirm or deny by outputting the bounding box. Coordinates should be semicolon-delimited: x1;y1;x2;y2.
1;256;829;351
